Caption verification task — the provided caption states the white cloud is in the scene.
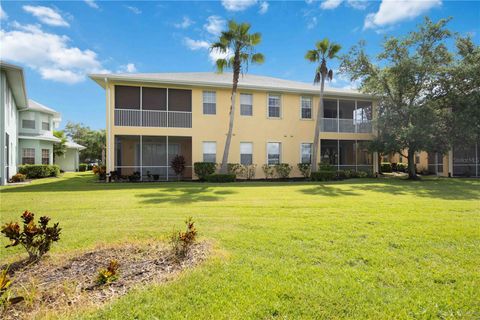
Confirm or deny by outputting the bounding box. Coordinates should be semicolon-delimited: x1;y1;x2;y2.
208;47;233;64
183;37;210;50
307;17;318;29
320;0;343;10
118;63;137;73
204;15;226;36
0;23;108;84
84;0;99;9
305;0;315;4
0;5;7;20
259;1;269;14
364;0;441;30
347;0;368;10
221;0;258;11
23;5;69;27
125;5;141;14
174;16;194;29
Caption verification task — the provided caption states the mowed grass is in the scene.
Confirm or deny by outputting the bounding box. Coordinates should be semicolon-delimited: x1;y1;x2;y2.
1;173;479;319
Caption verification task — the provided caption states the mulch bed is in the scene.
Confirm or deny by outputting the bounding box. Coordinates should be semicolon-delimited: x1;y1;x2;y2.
2;241;210;319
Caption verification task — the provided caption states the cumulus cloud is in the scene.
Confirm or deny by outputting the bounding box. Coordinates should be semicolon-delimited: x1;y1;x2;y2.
204;15;226;36
364;0;442;30
221;0;257;11
23;5;70;27
0;23;109;84
183;37;232;65
174;16;194;29
0;5;7;20
84;0;99;9
259;1;269;14
125;5;141;14
320;0;342;10
183;37;210;50
208;47;233;64
118;63;137;73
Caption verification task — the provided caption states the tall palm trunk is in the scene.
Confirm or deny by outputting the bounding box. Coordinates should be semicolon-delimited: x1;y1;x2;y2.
220;54;240;174
312;66;327;172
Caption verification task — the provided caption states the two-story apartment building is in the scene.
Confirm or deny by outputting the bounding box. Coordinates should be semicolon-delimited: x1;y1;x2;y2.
90;72;379;180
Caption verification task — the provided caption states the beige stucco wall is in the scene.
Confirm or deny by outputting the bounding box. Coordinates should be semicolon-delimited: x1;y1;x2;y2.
105;81;377;178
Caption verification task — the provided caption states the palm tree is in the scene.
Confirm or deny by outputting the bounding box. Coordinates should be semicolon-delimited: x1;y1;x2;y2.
211;20;264;174
305;39;341;172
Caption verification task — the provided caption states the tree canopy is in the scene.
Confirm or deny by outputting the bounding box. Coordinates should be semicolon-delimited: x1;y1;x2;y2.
64;122;105;163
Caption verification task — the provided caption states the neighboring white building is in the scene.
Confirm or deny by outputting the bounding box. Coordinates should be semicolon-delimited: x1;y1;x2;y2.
1;62;85;185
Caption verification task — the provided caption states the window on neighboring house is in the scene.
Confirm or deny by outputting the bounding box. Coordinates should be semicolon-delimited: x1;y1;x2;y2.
268;94;281;118
203;142;216;163
42;149;50;165
22;119;35;129
301;143;312;164
22;148;35;164
301;97;312;119
42;121;50;131
240;142;253;165
203;91;216;115
267;142;281;165
240;93;253;116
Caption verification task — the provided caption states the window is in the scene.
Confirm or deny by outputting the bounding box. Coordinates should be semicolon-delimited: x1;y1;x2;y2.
203;142;216;163
301;143;312;164
42;149;50;165
301;97;312;119
42;121;50;131
267;142;281;165
240;142;253;165
22;119;35;129
240;93;253;116
22;148;35;164
203;91;216;115
268;94;281;118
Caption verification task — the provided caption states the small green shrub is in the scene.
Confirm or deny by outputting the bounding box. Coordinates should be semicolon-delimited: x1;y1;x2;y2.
396;163;407;172
336;170;348;179
171;155;186;179
128;171;141;182
11;173;26;183
297;163;311;178
238;164;256;180
205;173;236;183
357;170;369;178
194;162;216;181
86;163;94;171
79;163;87;172
170;217;197;258
311;171;336;181
1;211;61;262
227;163;242;176
381;162;392;173
275;163;292;179
318;163;335;171
0;267;12;305
96;260;119;285
18;165;60;179
262;164;275;179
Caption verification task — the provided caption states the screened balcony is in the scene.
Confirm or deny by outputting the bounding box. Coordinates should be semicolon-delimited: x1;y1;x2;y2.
114;135;192;181
321;99;372;133
320;139;373;172
114;86;192;128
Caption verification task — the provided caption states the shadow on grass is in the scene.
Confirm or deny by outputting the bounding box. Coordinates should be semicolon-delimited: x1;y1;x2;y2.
1;173;478;201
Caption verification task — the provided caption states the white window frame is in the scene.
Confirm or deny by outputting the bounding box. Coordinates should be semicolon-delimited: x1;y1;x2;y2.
300;143;313;164
202;141;216;163
240;93;253;116
266;142;281;165
240;142;253;165
300;96;313;120
267;94;281;119
22;148;35;164
203;91;216;115
42;149;50;165
22;119;36;129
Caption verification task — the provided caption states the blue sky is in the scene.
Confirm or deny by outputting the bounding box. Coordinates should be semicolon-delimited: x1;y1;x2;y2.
1;0;479;129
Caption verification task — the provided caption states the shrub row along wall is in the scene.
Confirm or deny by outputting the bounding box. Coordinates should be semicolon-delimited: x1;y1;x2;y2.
18;165;60;179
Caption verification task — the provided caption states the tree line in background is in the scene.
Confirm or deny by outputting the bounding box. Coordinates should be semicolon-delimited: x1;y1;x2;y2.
53;122;106;163
213;17;479;180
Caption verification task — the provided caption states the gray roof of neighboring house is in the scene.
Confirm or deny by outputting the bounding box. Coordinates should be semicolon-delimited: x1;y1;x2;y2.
0;61;28;108
89;72;371;98
18;133;61;143
66;140;86;150
25;99;62;121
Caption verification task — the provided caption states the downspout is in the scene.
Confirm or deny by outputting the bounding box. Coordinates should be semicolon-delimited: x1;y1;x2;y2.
105;77;111;175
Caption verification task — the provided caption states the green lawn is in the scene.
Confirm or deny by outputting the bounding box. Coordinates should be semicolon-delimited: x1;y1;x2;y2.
1;173;479;319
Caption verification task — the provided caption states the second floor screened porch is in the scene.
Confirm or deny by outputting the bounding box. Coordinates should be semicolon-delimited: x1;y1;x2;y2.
321;98;373;133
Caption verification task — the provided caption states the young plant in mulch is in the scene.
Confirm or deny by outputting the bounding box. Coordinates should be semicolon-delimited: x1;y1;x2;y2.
170;217;197;259
1;211;61;262
96;260;119;285
0;267;24;310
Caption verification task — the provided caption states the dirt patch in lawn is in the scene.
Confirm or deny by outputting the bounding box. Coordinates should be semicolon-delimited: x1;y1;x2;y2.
2;241;210;319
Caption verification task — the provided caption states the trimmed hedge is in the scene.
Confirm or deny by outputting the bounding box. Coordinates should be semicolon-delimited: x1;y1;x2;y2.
396;163;407;172
297;163;311;178
194;162;216;181
274;163;292;179
311;171;336;181
205;173;236;183
79;163;87;172
381;162;392;173
18;164;60;179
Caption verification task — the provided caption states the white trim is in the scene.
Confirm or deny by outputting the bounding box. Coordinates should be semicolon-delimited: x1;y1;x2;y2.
300;142;313;164
240;141;253;165
300;96;313;120
266;93;282;119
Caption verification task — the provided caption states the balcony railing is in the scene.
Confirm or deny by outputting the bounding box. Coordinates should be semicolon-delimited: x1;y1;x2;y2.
114;109;192;128
321;118;372;133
